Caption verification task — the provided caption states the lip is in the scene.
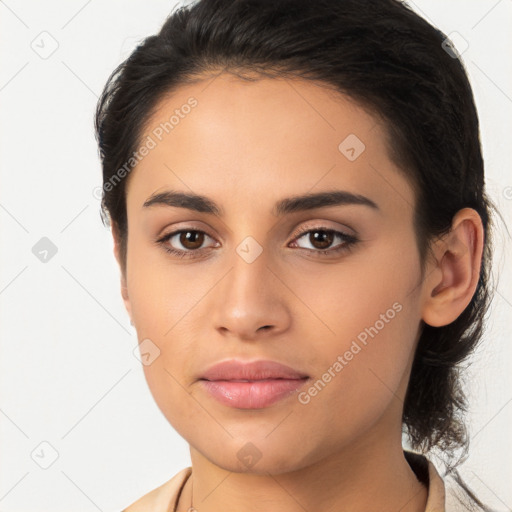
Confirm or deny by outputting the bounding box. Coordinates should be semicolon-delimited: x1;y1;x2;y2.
199;359;309;381
198;359;310;409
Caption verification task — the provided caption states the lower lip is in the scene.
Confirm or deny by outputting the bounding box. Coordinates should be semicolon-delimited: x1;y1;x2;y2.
199;378;309;409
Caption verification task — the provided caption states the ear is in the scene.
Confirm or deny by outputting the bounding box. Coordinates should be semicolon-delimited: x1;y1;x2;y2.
421;208;484;327
111;222;133;325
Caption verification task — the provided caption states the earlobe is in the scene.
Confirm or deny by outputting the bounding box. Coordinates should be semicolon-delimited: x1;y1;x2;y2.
421;208;484;327
119;273;133;326
111;222;133;325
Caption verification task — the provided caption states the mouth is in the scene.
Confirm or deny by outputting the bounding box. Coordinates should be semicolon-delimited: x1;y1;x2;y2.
199;359;309;381
198;359;310;409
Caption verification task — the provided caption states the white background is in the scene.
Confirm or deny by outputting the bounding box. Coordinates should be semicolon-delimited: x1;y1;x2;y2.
0;1;511;511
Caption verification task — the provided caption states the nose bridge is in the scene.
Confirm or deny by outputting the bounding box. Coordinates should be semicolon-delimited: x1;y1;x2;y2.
210;231;289;337
226;234;274;306
223;212;274;291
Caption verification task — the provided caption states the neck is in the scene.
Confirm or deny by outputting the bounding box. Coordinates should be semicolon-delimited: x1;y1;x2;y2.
179;440;427;512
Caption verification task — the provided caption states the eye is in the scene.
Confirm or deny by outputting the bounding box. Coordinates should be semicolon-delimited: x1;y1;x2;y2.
156;225;358;260
156;229;219;259
289;225;358;256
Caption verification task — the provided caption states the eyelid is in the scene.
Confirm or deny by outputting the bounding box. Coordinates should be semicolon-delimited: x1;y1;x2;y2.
289;220;356;240
156;226;218;247
155;220;214;239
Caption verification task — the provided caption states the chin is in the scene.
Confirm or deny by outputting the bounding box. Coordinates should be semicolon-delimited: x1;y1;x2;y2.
196;437;316;476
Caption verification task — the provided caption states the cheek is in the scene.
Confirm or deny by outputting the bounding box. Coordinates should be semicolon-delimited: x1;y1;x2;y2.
126;238;207;335
292;293;419;450
290;243;422;408
289;240;421;346
125;242;201;409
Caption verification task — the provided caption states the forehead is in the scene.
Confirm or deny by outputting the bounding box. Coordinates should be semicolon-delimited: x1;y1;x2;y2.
126;73;414;218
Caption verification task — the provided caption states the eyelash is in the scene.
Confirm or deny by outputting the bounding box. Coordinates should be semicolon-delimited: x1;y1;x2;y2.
156;225;358;260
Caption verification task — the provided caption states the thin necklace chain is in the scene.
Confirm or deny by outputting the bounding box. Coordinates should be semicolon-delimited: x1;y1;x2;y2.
189;476;194;511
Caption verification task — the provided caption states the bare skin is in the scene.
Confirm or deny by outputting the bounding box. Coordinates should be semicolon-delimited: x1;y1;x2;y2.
113;72;484;512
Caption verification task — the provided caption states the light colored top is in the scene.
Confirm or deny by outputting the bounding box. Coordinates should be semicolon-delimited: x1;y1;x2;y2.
121;451;476;512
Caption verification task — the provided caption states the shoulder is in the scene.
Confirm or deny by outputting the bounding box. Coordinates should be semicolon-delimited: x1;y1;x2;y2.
404;450;486;512
444;474;488;512
121;467;192;512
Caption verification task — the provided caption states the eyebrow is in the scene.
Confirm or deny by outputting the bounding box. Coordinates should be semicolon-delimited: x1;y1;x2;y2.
142;189;379;216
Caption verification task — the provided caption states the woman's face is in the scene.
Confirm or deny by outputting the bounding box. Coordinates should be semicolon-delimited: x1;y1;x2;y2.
118;73;430;473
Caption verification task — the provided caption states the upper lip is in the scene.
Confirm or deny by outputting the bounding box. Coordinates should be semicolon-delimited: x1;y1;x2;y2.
199;359;309;381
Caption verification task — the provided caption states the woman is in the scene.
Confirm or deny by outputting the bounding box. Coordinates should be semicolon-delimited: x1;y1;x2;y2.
94;0;498;510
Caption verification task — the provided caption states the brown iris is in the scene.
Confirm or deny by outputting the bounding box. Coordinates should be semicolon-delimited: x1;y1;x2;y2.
179;231;205;250
309;230;334;250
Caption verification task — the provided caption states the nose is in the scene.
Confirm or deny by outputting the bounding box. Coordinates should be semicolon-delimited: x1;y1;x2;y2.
210;243;292;341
